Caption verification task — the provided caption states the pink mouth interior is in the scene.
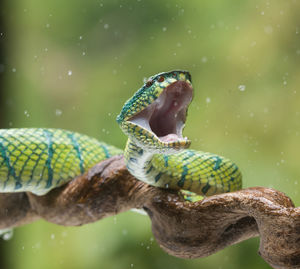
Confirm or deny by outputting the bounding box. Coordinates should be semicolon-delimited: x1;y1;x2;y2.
129;81;193;142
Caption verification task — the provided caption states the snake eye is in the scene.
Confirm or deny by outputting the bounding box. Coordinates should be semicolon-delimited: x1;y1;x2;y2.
158;76;165;83
146;80;154;87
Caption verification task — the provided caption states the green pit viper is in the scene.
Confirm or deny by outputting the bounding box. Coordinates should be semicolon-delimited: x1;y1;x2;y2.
0;70;242;197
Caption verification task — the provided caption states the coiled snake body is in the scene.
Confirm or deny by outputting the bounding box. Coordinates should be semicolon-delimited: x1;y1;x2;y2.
0;71;242;196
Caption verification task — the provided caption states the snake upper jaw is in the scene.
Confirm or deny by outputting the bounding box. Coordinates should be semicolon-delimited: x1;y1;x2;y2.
127;80;193;152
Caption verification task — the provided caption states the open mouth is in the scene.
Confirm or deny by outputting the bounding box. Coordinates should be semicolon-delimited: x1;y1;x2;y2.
128;81;193;143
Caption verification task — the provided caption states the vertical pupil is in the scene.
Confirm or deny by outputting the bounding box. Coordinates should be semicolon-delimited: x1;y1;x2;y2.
158;76;165;82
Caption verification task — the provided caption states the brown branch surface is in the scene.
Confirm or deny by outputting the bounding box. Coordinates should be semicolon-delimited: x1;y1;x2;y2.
0;155;299;269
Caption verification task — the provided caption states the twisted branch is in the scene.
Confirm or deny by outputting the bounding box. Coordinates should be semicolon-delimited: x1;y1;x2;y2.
0;155;299;269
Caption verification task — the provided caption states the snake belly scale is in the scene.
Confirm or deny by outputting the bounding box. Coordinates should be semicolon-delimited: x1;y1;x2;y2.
0;70;242;196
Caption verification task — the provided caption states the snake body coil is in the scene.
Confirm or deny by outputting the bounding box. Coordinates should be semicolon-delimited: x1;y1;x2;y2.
0;71;242;196
0;128;121;195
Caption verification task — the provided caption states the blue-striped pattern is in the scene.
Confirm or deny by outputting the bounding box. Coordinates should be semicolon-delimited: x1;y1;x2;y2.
0;128;122;195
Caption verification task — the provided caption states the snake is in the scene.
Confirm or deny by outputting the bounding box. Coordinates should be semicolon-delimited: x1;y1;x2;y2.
0;70;242;196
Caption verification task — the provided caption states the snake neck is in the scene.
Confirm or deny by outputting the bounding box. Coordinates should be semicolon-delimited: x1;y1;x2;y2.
124;139;158;185
124;139;184;190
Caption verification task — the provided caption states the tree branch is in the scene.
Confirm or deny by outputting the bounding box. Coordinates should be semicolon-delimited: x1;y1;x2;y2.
0;155;299;269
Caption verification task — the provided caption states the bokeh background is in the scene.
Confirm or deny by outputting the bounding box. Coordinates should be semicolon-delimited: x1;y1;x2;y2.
0;0;300;268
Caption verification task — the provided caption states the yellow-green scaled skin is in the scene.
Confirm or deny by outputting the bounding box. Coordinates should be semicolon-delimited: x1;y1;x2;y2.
151;151;242;196
0;70;242;198
0;128;122;195
119;70;242;197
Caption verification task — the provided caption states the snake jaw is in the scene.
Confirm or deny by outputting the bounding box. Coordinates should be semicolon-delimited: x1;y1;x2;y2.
148;80;192;142
127;79;193;151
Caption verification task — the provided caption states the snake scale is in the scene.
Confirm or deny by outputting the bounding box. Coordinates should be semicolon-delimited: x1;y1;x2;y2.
0;70;242;197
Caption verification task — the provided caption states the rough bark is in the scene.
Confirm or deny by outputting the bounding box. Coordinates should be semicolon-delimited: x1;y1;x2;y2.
0;155;299;269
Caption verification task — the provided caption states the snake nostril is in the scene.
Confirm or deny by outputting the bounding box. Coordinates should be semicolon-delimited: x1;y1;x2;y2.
145;80;154;88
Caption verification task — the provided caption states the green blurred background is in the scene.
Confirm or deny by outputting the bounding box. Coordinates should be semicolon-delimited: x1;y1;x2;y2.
0;0;299;268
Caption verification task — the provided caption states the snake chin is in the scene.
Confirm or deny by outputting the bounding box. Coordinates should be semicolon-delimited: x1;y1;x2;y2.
129;80;193;144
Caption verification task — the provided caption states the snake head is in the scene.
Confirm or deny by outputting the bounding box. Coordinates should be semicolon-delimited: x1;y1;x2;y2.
117;70;193;154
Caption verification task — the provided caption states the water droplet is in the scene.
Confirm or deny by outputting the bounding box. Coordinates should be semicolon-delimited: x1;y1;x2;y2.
0;229;14;240
238;85;246;91
201;57;208;63
264;25;273;34
55;109;62;116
